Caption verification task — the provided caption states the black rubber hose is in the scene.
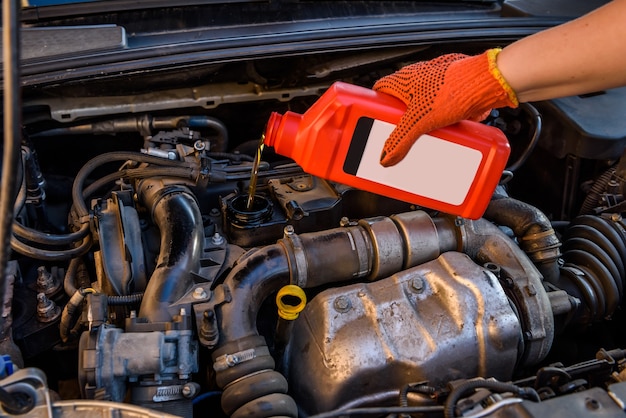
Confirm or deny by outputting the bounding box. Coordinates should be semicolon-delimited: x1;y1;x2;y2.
79;166;196;207
0;0;22;328
212;245;295;418
216;244;291;343
137;186;203;323
188;115;229;152
444;379;539;418
484;194;561;284
71;151;195;218
221;369;289;415
484;195;557;248
63;257;80;296
13;161;194;261
11;159;195;259
10;234;92;261
12;221;89;246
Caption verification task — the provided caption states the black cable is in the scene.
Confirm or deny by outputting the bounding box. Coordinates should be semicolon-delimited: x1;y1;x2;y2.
505;103;542;172
0;0;22;328
444;379;540;418
59;289;88;343
307;405;444;418
13;149;27;214
400;383;436;407
398;383;438;418
107;292;144;305
333;390;403;411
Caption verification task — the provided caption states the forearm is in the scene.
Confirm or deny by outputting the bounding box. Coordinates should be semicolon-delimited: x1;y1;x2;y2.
497;0;626;103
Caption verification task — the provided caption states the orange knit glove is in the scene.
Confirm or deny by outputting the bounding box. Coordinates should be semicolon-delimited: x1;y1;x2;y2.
373;48;518;166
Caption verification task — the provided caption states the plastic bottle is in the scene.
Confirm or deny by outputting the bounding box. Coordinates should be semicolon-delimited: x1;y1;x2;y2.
263;81;510;219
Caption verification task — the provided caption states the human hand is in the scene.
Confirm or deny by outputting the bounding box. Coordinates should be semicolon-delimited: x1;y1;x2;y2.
373;49;518;166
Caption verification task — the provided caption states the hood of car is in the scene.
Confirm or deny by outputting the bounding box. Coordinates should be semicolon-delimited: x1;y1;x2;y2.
4;2;626;418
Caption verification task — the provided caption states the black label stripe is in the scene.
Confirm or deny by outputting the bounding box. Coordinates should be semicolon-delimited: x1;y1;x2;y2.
343;117;374;175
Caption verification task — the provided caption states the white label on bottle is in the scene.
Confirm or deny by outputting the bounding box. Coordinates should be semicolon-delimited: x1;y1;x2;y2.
354;119;483;205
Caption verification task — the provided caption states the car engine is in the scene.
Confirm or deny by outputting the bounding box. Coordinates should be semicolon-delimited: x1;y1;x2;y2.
3;2;626;417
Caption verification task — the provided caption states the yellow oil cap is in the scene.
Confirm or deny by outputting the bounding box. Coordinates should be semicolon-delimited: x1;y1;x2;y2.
276;285;307;320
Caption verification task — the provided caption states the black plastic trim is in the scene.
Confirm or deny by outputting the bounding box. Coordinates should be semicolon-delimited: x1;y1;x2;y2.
14;16;566;88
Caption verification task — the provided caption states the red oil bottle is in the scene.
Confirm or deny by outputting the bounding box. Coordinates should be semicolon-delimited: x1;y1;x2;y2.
264;81;510;219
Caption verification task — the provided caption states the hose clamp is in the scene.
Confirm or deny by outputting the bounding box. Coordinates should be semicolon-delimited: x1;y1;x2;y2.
213;346;270;372
281;225;308;288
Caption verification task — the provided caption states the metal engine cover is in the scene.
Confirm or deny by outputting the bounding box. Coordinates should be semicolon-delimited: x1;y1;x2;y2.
284;251;522;414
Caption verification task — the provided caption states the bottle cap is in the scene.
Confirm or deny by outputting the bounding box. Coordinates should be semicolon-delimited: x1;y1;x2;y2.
264;111;302;157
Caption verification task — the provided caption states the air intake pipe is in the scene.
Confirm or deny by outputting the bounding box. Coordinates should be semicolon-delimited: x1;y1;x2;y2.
137;179;204;323
483;194;562;284
211;211;554;417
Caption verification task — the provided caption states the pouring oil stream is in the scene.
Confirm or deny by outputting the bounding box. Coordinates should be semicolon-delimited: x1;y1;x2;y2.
246;134;265;210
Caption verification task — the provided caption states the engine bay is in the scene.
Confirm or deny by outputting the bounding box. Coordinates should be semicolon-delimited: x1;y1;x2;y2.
3;7;626;415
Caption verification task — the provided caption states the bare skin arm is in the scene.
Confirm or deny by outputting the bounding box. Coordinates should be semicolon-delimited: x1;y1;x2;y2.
498;0;626;103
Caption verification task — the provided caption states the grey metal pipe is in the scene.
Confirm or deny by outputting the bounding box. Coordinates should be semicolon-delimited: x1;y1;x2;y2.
459;218;554;366
216;211;540;351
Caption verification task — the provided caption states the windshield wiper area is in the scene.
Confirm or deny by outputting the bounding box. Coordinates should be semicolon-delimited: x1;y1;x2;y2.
0;25;126;63
21;0;267;21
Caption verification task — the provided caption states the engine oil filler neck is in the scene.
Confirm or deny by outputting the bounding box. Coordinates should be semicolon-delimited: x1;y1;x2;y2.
227;194;273;226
